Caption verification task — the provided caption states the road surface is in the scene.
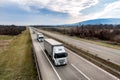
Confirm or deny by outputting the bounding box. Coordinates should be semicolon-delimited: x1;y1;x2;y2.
34;28;120;66
30;27;119;80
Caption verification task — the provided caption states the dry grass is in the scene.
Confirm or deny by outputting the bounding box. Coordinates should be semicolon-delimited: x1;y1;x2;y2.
0;29;37;80
0;36;14;53
0;35;14;40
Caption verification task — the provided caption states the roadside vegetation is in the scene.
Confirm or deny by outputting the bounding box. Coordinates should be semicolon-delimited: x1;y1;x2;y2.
0;26;37;80
0;35;14;40
0;25;25;54
0;35;14;54
0;25;26;35
36;24;120;49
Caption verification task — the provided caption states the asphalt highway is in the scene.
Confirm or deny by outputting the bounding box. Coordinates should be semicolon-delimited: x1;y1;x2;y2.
30;27;119;80
36;28;120;66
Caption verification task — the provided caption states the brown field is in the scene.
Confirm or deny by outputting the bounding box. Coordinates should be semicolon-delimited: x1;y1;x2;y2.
0;29;37;80
0;36;14;53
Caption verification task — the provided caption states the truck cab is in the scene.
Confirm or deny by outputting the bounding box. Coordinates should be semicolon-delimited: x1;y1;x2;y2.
37;33;44;42
53;46;68;66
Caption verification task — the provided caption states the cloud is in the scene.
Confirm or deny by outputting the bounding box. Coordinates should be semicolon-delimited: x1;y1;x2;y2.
0;0;98;16
46;0;98;17
88;0;120;18
1;0;120;25
67;0;120;23
99;0;120;18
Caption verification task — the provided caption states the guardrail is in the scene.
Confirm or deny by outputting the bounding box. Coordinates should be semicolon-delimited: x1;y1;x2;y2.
32;45;42;80
29;28;42;80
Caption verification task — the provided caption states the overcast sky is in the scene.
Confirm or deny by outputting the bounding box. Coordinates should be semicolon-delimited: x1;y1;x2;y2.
0;0;120;25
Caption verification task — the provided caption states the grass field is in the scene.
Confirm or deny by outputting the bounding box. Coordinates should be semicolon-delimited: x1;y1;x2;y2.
0;35;14;53
0;29;37;80
0;35;14;40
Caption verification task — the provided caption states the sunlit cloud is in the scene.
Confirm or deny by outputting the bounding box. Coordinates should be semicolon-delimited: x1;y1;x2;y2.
68;0;120;23
0;0;120;25
0;0;98;16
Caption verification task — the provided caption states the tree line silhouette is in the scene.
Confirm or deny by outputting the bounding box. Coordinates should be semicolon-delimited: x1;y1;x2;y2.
0;25;26;35
39;24;120;43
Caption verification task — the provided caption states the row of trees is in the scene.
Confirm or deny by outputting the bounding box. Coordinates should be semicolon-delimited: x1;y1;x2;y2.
41;24;120;43
0;25;26;35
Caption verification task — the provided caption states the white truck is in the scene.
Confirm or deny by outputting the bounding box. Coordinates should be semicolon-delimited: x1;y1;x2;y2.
44;39;68;66
37;33;44;42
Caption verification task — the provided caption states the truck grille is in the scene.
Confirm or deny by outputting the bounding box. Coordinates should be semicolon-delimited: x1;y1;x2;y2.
59;59;64;64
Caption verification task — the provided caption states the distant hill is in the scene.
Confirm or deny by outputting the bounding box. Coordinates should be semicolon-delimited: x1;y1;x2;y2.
73;18;120;25
62;18;120;27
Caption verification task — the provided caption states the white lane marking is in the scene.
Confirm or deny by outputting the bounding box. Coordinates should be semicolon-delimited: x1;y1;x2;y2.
71;64;91;80
39;44;62;80
89;47;101;52
67;48;120;80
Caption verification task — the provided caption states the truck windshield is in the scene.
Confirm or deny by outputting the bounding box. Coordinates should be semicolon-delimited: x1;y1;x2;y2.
39;37;43;39
54;53;68;58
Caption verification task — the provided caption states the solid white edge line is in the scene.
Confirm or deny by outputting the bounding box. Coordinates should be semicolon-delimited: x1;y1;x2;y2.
71;64;91;80
68;48;120;80
39;44;62;80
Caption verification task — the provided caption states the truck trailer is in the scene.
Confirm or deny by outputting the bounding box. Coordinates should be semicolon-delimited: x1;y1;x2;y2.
44;39;68;66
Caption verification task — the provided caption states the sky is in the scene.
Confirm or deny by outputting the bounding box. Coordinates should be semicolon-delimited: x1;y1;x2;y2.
0;0;120;25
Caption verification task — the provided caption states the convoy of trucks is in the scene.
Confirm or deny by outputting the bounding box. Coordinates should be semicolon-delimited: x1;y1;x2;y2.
44;39;68;66
35;31;68;66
